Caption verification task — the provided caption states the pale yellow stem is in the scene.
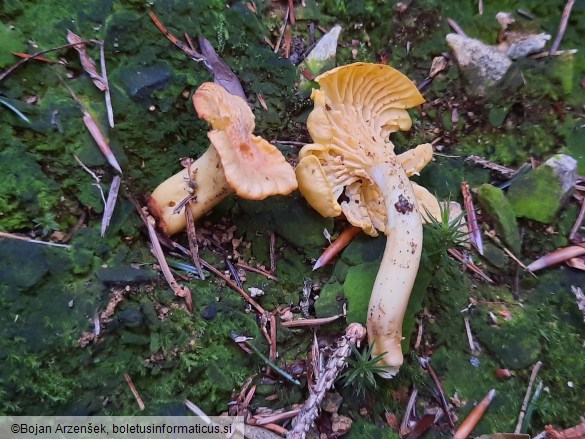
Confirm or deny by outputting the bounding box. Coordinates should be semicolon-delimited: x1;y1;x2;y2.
366;159;423;378
148;147;232;235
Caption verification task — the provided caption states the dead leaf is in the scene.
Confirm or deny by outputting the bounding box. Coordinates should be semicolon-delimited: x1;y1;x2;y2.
66;30;106;91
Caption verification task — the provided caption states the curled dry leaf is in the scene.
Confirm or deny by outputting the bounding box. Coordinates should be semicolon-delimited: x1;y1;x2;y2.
527;245;585;272
66;30;106;91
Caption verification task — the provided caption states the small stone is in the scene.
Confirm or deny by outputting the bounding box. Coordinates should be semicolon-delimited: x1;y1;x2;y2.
505;33;550;59
446;33;512;98
201;304;217;320
331;413;352;435
321;392;343;413
96;266;157;285
507;154;577;224
248;287;264;298
118;62;173;99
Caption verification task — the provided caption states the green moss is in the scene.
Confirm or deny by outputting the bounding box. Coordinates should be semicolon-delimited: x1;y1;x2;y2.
476;184;521;254
507;163;568;224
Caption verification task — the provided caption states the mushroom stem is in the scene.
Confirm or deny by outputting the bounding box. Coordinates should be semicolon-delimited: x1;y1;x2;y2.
366;159;423;378
148;146;232;235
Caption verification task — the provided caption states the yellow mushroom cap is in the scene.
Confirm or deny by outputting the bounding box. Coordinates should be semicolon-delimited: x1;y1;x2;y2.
296;63;433;236
193;83;298;200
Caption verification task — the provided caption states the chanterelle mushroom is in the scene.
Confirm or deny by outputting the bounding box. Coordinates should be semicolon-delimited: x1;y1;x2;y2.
148;82;298;235
296;63;439;377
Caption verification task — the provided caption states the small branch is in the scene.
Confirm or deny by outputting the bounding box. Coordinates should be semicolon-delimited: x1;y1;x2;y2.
313;226;361;270
454;389;496;439
420;358;456;427
569;197;585;244
550;0;576;55
236;262;279;281
461;182;483;255
145;215;193;312
447;18;467;37
98;42;114;128
400;386;418;437
515;360;542;433
463;316;475;352
287;323;367;439
73;154;106;208
280;311;345;328
269;231;277;273
185;202;205;280
254;408;301;426
233;333;300;386
0;231;71;249
274;7;290;54
124;372;145;411
101;175;121;237
0;41;93;82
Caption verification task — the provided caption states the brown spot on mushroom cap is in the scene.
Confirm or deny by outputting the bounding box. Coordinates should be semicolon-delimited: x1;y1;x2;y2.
193;83;297;200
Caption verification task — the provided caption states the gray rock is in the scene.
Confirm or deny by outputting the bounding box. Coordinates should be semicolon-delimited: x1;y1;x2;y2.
507;154;577;224
118;62;173;99
0;240;48;291
446;33;512;97
505;33;550;59
97;266;157;285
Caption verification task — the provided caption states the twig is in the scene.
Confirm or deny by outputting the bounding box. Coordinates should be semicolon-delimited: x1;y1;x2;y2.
463;316;475;352
101;175;121;237
224;256;244;290
124;372;145;411
420;358;456;427
530;49;578;59
526;245;585;272
0;231;71;249
145;215;193;312
448;249;493;283
269;313;277;361
254;408;302;426
454;389;496;439
280;311;345;327
98;42;114;128
515;360;542;433
484;232;536;277
478;0;483;15
148;11;204;61
184;399;212;424
233;333;300;386
313;226;361;270
73;153;106;208
0;41;93;82
287;323;367;439
270;232;277;273
569;197;585;244
400;386;419;437
236;262;279;281
185;202;205;280
550;0;576;55
62;211;87;243
414;320;424;350
200;259;266;315
465;155;516;178
274;7;289;54
273;140;306;146
81;107;123;174
517;9;536;20
461;182;483;255
447;18;467;37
